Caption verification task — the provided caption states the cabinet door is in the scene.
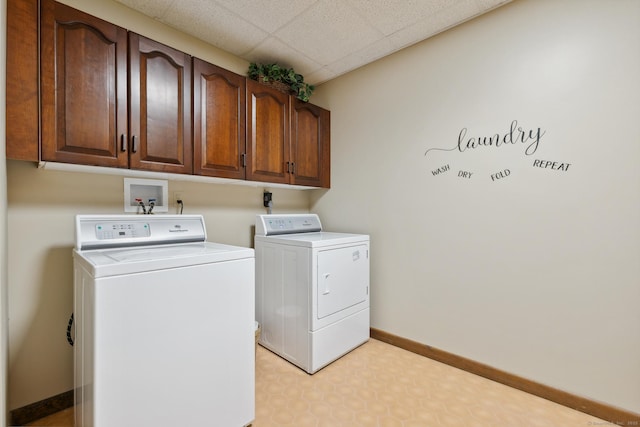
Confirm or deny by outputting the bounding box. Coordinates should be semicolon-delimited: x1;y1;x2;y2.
193;59;246;179
129;33;192;174
290;100;331;188
6;0;39;161
246;79;290;184
41;0;128;167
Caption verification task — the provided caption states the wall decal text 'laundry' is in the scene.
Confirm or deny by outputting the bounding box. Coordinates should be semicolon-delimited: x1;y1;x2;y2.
424;120;546;157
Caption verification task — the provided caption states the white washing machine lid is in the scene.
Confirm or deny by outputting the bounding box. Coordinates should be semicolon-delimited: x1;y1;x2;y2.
254;231;369;248
74;241;254;278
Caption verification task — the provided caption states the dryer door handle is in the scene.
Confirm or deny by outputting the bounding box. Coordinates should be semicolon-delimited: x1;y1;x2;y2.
322;273;331;295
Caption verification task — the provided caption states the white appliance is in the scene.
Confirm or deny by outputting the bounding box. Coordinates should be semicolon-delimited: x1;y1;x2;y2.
73;215;254;427
255;214;370;373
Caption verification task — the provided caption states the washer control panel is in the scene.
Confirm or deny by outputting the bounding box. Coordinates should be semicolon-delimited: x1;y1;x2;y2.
75;215;207;250
95;222;151;240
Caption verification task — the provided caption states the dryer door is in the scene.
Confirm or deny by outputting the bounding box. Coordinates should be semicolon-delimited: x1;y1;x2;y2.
317;244;369;319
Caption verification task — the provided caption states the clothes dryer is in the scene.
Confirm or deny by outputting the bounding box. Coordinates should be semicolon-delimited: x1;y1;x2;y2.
255;214;369;373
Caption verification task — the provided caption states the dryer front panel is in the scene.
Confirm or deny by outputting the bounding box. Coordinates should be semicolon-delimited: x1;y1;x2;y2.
316;244;369;321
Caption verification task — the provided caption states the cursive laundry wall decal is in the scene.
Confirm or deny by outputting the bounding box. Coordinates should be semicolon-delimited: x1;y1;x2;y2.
424;120;572;181
424;120;545;158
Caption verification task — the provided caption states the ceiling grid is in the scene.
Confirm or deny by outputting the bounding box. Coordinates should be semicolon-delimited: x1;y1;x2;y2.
115;0;512;84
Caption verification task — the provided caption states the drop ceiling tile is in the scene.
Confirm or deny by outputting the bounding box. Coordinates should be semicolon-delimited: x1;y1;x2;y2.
160;0;268;56
114;0;175;19
386;17;449;51
386;0;482;50
213;0;317;33
275;0;383;66
476;0;512;9
305;67;338;86
114;0;514;86
345;0;447;36
430;0;484;29
354;37;400;64
326;37;397;77
244;36;322;78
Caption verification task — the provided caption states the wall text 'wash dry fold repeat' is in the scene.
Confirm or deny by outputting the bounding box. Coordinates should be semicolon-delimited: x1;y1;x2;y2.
423;120;546;158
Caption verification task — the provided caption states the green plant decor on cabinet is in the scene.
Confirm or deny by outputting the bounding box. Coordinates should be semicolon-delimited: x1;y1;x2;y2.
248;62;315;102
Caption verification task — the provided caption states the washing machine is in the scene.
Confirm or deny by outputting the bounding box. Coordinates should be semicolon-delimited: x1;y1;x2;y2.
254;214;370;373
73;214;254;427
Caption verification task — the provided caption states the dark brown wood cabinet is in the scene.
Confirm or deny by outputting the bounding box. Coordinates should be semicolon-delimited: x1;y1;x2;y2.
193;59;246;179
40;0;128;168
128;33;192;174
40;0;192;173
246;78;290;185
290;99;330;188
6;0;39;161
7;0;329;187
246;79;330;188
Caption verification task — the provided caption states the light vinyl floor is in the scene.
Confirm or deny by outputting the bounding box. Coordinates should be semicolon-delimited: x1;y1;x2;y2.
26;338;607;426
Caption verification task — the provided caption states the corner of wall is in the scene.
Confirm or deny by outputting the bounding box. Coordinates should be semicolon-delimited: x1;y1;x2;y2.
1;0;10;423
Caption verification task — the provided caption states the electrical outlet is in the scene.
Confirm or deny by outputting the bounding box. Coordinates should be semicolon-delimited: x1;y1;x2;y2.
174;192;183;203
263;191;272;207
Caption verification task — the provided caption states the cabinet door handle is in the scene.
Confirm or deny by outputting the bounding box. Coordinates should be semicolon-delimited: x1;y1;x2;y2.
131;135;137;153
120;134;127;152
285;162;295;174
285;161;290;173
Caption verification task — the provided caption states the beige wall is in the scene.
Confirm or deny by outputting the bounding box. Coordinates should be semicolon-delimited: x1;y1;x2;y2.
5;0;311;411
311;0;640;414
6;0;640;417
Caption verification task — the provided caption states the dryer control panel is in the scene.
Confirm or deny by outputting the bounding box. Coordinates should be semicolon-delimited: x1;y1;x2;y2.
256;214;322;236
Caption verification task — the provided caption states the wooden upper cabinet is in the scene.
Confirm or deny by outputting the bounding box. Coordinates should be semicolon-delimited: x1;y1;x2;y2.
128;34;192;174
193;59;246;179
246;78;290;184
14;0;329;186
40;1;192;173
40;0;128;168
6;0;39;161
290;99;330;188
246;79;331;187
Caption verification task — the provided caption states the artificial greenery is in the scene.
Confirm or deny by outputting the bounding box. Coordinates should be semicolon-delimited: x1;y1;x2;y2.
248;62;315;102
